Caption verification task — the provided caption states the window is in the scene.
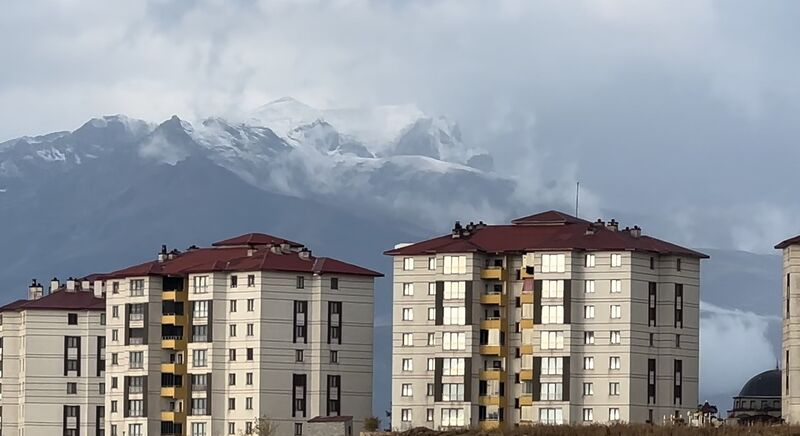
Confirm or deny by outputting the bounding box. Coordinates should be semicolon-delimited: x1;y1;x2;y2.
330;277;339;290
401;409;412;422
583;408;594;422
228;398;236;410
542;280;564;298
112;329;119;342
67;382;77;394
403;257;415;270
609;408;620;421
402;283;414;296
100;312;106;325
192;325;208;342
298;350;307;363
128;399;144;417
111;377;118;389
610;279;622;293
443;255;467;274
650;333;655;347
247;348;254;361
583;357;594;370
427;383;435;396
443;281;466;299
427;332;435;346
230;300;237;312
402;333;413;346
130;279;145;295
650;257;656;270
540;331;564;350
427;358;435;371
193;349;207;367
585;254;596;267
585;280;595;293
229;373;236;386
443;358;465;376
441;408;465;427
112;305;119;318
330;350;338;363
676;334;681;348
247;274;255;287
649;282;657;326
541;357;563;375
675;284;684;328
428;307;435;321
247;298;255;311
442;383;465;401
99;382;105;394
112;282;119;294
246;372;253;385
192;276;207;294
111;400;118;413
609;382;620;396
228;423;235;435
610;356;621;370
611;253;622;267
538;408;563;425
541;254;566;273
229;348;237;361
442;332;466;350
402;358;413;371
296;276;305;289
541;305;564;324
247;323;254;336
584;331;595;345
230;275;238;288
191;422;206;436
443;307;465;325
427;408;435;421
129;351;143;368
111;353;118;365
294;301;308;343
582;383;593;396
610;331;621;344
402;384;413;397
68;313;78;325
584;305;595;319
428;282;436;295
428;257;436;270
677;258;682;271
541;382;563;400
402;308;414;321
294;423;303;436
129;424;144;436
191;398;208;415
229;324;237;337
193;300;209;318
610;305;622;319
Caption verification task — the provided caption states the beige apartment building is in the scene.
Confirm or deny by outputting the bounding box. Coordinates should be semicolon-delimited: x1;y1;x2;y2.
777;235;800;423
0;278;107;436
386;211;706;429
98;233;381;436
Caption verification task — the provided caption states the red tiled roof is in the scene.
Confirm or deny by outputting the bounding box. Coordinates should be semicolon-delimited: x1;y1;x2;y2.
212;232;303;248
308;416;353;423
0;290;105;312
385;210;708;258
776;235;800;249
99;234;383;280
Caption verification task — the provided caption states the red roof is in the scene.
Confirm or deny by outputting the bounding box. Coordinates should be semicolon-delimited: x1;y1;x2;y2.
385;210;708;258
0;290;105;312
99;233;383;279
776;235;800;249
212;232;303;248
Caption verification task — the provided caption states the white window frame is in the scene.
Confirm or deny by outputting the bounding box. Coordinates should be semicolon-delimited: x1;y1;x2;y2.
611;253;623;268
443;306;466;325
582;382;593;396
583;356;594;370
583;408;594;422
428;307;435;321
609;408;620;421
402;358;413;372
540;331;564;350
610;356;621;370
442;332;466;351
610;330;621;344
542;280;564;298
428;257;437;270
443;256;467;275
541;305;564;324
585;280;595;293
402;283;414;296
610;305;622;319
401;384;413;397
402;333;413;346
584;331;595;345
585;254;596;267
584;305;595;319
402;308;414;321
403;257;414;271
610;279;622;294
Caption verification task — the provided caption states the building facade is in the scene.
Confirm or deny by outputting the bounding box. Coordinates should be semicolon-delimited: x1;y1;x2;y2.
0;279;106;436
99;233;381;436
386;211;706;429
777;235;800;424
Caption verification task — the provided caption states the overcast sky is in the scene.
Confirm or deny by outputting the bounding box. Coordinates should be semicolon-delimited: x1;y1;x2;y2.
2;0;800;252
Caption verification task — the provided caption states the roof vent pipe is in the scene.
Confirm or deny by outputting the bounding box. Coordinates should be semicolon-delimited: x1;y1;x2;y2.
606;219;619;231
66;277;77;292
158;244;168;262
299;248;311;260
451;221;464;239
50;277;60;293
630;225;642;238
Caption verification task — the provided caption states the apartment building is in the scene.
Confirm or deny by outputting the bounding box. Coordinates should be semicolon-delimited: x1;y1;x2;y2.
98;232;381;436
777;234;800;423
386;210;706;429
0;278;106;436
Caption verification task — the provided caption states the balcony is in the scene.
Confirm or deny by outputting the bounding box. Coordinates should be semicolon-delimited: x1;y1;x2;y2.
161;410;186;422
479;369;505;380
480;318;502;330
519;369;534;381
519;319;534;330
480;292;504;305
161;386;178;397
521;266;535;279
162;290;185;301
479;395;503;406
519;396;533;407
481;267;507;281
520;293;534;305
161;336;186;349
520;345;534;355
161;362;187;374
479;345;503;356
161;314;186;325
479;421;500;430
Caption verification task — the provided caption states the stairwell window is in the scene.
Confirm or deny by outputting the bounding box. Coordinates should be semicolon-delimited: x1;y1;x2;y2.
540;331;564;350
541;357;563;375
539;408;563;425
403;257;415;270
192;349;207;367
585;254;596;267
541;254;565;273
441;408;465;427
443;281;465;299
443;256;467;275
192;276;207;294
611;254;622;268
443;332;466;351
541;383;563;401
541;305;564;324
442;383;465;401
443;358;465;376
443;307;465;325
542;280;564;298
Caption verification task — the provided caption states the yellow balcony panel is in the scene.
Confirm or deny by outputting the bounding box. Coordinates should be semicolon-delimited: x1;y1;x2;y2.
519;319;534;330
480;319;502;330
161;386;177;397
479;421;501;430
479;345;504;356
520;369;534;381
520;268;535;279
161;362;187;374
481;267;507;281
163;290;179;301
160;410;186;422
161;337;186;350
479;395;503;406
161;314;186;325
519;396;533;407
480;293;505;305
520;293;534;304
479;369;505;381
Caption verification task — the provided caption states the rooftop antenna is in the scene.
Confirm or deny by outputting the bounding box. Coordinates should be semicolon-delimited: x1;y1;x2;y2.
575;181;580;217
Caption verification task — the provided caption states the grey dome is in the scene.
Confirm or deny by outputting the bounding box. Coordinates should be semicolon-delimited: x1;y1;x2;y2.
739;369;781;397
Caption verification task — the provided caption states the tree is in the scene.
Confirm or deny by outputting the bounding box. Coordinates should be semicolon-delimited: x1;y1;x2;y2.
364;416;380;432
240;415;278;436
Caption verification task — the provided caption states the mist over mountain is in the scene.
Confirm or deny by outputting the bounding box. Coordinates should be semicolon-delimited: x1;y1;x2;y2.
0;98;784;417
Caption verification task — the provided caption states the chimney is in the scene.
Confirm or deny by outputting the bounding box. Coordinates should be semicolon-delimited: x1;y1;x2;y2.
270;245;283;255
585;224;596;236
280;243;291;254
158;244;168;262
299;248;311;260
168;249;180;260
28;279;44;300
66;277;77;292
50;277;60;293
81;280;91;291
630;225;642;238
606;219;619;231
93;279;105;299
451;221;464;239
247;248;256;257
